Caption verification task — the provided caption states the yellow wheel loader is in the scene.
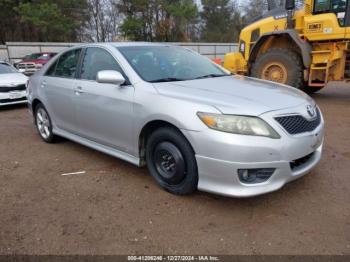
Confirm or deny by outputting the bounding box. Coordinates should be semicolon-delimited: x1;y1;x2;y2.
224;0;350;93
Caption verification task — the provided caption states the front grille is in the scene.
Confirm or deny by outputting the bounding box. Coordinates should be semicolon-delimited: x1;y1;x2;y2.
275;108;321;135
18;63;35;69
0;97;27;104
0;84;26;93
290;152;315;170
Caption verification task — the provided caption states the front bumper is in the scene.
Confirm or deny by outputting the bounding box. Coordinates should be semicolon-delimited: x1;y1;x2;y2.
182;114;324;198
195;144;322;197
0;91;27;106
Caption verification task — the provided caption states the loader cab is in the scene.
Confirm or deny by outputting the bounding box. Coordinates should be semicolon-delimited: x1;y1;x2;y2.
301;0;349;40
312;0;349;26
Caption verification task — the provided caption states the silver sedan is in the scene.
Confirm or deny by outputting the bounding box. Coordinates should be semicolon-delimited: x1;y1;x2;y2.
27;43;324;197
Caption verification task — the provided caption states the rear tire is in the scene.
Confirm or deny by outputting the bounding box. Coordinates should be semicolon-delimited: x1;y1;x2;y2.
35;103;56;143
251;48;304;90
146;127;198;195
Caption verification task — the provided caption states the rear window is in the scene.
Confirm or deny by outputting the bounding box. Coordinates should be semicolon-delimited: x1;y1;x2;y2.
24;53;42;60
24;53;54;60
37;54;52;60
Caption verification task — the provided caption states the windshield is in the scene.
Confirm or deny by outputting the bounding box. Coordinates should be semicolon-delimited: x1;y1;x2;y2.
0;63;18;74
117;46;229;83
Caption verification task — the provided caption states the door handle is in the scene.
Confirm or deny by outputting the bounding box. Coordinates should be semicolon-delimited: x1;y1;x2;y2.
40;81;47;88
74;86;84;95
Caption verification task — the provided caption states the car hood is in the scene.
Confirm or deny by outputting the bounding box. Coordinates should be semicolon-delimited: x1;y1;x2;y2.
153;75;314;116
0;73;28;85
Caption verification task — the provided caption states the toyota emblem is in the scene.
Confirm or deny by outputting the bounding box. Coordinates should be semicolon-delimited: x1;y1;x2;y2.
307;105;316;118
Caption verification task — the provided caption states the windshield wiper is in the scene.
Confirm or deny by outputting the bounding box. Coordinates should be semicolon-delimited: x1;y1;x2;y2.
149;77;185;83
194;74;228;80
150;74;228;83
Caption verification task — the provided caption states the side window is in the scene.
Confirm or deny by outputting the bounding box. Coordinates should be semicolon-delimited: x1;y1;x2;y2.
45;59;58;76
331;0;347;11
314;0;330;12
54;49;81;78
80;47;125;81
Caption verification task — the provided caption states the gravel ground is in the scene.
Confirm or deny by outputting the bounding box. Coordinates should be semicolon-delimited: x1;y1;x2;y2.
0;83;349;255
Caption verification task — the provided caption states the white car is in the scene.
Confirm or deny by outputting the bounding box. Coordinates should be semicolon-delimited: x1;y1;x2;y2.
0;61;28;106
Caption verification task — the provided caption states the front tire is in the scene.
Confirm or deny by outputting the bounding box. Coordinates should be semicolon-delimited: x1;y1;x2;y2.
35;104;56;143
146;127;198;195
251;48;304;90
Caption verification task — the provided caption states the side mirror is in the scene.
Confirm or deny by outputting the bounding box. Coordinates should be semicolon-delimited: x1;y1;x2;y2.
96;70;125;85
285;0;295;10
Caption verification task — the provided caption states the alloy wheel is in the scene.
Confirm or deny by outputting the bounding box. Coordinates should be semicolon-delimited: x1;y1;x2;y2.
36;108;51;140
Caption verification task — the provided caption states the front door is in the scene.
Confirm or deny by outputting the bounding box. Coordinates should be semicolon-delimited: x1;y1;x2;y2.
73;47;135;154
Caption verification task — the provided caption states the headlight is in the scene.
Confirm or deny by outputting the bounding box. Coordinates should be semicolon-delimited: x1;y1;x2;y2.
197;112;280;139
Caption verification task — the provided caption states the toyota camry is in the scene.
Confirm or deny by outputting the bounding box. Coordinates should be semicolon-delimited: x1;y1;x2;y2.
27;43;324;197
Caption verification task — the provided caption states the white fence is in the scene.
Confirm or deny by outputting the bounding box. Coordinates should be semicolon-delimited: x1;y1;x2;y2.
3;42;238;63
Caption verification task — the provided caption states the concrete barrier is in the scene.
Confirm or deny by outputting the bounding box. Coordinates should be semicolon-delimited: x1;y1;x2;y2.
6;42;76;62
4;42;238;63
0;45;9;62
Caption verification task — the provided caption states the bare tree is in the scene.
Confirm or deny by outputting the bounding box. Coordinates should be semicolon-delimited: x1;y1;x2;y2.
82;0;123;42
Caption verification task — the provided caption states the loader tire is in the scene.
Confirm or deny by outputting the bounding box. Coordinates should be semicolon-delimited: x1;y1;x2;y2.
251;48;304;90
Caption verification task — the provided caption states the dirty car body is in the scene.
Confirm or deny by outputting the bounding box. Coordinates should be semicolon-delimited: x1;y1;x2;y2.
27;43;324;197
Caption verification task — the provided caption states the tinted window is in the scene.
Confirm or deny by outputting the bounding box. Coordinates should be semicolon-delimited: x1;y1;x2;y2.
80;47;124;81
54;49;81;78
0;63;18;74
117;46;228;83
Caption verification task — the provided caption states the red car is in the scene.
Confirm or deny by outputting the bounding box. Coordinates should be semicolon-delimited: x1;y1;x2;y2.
16;52;57;75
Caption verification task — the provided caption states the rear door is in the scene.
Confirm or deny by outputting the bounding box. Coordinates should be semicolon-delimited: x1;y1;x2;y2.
73;47;135;153
42;48;82;134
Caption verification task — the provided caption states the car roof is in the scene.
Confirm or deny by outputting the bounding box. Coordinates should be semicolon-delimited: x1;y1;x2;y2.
112;42;174;47
29;52;56;55
71;42;176;49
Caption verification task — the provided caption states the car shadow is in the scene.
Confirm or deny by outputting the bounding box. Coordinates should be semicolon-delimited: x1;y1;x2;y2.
0;103;28;111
